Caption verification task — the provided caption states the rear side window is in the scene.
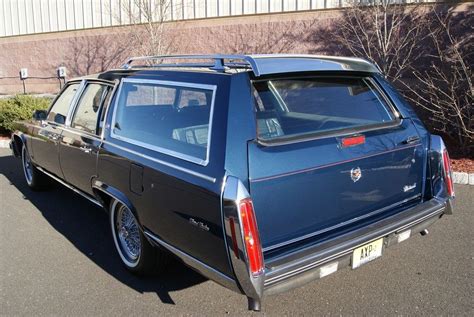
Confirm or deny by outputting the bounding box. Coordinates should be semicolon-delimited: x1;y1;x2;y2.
47;83;79;123
111;79;215;165
253;77;396;141
71;83;109;134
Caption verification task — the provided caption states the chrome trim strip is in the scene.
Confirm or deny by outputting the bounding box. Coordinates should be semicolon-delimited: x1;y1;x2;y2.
222;176;264;300
251;143;420;183
109;77;217;167
264;199;445;286
101;140;216;183
56;125;102;142
122;54;262;75
262;194;421;253
36;166;102;208
122;54;380;76
65;80;87;127
100;79;120;140
143;230;240;293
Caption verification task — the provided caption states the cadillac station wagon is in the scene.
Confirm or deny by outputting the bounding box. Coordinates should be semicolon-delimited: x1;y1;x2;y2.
10;54;455;311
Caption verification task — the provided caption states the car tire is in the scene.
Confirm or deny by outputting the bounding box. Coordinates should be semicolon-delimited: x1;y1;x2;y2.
109;199;168;275
21;145;49;190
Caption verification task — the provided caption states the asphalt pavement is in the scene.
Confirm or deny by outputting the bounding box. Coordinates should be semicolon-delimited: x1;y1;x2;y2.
0;148;473;316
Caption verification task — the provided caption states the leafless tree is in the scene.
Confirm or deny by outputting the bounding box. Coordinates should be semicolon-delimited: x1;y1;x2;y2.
206;20;307;54
111;0;181;57
307;1;473;154
330;0;429;82
402;9;473;155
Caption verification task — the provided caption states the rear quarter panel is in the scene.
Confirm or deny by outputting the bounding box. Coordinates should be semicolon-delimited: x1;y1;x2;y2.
96;70;234;277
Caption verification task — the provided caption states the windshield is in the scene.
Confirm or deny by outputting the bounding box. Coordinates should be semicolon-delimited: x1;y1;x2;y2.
253;76;396;141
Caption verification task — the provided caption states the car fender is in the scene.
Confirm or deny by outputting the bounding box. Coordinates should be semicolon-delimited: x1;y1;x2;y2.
91;180;139;220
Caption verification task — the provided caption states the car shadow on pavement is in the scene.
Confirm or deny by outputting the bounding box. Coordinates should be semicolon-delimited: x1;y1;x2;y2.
0;153;207;305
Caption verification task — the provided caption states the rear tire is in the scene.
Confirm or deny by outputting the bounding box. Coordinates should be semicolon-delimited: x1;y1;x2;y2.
21;145;49;191
109;199;168;275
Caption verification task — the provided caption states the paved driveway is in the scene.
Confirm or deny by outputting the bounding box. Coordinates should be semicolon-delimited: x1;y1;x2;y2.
0;149;472;316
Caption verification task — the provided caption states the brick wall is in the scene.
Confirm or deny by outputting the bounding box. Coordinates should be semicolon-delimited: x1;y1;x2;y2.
0;8;342;94
0;3;469;95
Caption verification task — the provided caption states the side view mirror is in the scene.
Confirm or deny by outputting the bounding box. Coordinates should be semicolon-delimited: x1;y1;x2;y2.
33;110;47;120
54;113;66;124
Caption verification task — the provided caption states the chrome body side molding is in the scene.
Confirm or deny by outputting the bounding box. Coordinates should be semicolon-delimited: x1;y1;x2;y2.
36;166;102;208
143;230;240;293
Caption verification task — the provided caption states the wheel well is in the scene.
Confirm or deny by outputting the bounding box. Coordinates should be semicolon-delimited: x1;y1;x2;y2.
93;188;113;212
12;135;23;157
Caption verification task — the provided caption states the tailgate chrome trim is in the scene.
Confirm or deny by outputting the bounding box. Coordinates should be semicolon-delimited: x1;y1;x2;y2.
262;194;421;252
264;198;446;289
251;143;419;183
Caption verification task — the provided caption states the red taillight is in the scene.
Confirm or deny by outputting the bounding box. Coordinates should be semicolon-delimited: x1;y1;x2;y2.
442;149;454;197
239;198;264;276
341;135;366;148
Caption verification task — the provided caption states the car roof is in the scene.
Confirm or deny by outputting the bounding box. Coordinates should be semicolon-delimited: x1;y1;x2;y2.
70;54;380;82
247;54;380;76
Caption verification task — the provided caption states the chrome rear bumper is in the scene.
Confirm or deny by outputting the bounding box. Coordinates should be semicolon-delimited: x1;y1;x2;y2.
263;197;451;295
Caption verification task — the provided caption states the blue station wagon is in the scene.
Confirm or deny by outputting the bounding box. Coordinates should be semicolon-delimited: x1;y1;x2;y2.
10;55;455;311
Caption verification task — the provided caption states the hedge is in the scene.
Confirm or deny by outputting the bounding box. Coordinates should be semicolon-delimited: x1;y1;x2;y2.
0;95;52;135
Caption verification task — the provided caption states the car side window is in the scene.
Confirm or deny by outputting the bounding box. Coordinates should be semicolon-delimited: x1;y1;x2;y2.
112;79;215;165
71;83;108;135
47;83;80;124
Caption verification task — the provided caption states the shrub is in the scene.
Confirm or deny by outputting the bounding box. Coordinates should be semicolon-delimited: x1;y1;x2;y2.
0;95;52;135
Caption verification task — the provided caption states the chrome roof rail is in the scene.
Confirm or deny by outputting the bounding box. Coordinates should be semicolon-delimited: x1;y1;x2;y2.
121;54;262;76
120;54;380;77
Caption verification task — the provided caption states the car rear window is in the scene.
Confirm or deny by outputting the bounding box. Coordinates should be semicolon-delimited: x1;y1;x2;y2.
111;78;215;165
253;77;396;141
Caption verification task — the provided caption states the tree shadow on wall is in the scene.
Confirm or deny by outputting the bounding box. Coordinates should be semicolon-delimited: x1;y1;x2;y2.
62;34;133;77
204;19;317;54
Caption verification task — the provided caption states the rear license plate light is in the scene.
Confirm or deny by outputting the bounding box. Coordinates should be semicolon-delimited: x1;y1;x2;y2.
319;262;338;278
397;230;411;243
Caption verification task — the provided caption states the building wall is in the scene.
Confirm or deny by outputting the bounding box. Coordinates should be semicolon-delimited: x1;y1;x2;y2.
0;1;465;95
0;8;343;94
0;0;382;37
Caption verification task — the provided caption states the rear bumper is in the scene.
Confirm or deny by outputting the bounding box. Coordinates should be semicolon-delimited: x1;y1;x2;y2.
263;197;452;296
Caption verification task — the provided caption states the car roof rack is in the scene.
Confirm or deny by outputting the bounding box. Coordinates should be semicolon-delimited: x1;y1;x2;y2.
120;54;379;77
121;54;262;76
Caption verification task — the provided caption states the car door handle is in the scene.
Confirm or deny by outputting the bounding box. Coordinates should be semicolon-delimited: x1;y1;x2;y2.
49;134;60;141
403;136;420;144
80;146;92;154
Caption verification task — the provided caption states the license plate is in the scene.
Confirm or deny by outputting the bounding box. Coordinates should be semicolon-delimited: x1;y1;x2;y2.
352;238;384;269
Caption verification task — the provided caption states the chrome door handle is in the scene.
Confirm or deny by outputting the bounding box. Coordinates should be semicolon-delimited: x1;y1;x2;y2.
403;136;420;144
80;146;92;154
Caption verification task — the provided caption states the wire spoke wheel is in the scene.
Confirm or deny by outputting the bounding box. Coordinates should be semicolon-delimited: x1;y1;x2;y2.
22;146;33;185
112;202;141;266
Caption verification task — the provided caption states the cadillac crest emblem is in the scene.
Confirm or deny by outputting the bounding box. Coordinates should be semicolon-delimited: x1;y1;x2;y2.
350;167;362;182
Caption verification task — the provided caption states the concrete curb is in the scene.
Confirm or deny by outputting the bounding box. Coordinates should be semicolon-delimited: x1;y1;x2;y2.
453;172;474;185
1;139;473;185
0;140;10;149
